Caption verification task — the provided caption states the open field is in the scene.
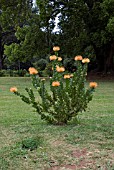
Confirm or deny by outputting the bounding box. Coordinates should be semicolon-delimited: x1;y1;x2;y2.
0;77;114;170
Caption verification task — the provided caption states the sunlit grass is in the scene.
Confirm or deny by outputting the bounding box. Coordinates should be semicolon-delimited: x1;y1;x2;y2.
0;77;114;169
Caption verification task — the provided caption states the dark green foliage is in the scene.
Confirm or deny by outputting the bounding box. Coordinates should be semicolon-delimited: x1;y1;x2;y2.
0;69;27;77
36;0;114;72
34;58;48;71
1;0;114;72
0;0;33;69
4;23;47;63
63;58;75;72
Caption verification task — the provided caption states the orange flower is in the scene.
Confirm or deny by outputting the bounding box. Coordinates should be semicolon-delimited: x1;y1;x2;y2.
56;66;65;72
74;55;83;61
89;82;98;88
50;55;57;61
53;46;60;52
52;81;60;87
82;58;90;63
28;67;38;74
10;87;18;92
58;57;62;61
64;74;71;79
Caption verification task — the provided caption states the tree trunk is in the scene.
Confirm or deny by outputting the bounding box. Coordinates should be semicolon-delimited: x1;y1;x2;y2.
0;38;3;70
94;43;114;73
94;47;105;72
105;42;114;73
0;25;3;70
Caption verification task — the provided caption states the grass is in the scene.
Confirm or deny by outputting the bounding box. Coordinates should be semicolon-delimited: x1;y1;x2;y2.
0;77;114;170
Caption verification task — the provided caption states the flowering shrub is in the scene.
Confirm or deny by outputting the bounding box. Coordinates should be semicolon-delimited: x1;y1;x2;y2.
10;46;98;125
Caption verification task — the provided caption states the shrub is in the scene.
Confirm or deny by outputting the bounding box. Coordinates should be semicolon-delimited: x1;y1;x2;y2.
0;70;6;77
36;58;48;70
63;58;75;72
22;137;43;151
0;69;27;77
10;47;98;125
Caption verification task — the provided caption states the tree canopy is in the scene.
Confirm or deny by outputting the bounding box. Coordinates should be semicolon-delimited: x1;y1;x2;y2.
0;0;33;69
55;0;114;72
1;0;114;72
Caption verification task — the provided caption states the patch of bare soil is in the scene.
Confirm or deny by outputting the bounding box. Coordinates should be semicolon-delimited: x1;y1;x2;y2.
48;148;95;170
48;145;114;170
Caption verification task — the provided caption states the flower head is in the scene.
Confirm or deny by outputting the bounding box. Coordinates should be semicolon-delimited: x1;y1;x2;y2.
52;81;60;87
89;82;98;88
56;66;65;72
58;57;62;61
82;58;90;63
50;55;57;61
28;67;38;74
10;87;18;92
64;74;71;79
53;46;60;52
74;55;83;61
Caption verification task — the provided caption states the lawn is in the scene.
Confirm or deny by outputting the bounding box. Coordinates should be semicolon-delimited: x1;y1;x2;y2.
0;77;114;170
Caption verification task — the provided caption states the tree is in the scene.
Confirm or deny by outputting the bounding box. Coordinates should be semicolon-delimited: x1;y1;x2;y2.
4;0;62;68
84;0;114;72
4;19;47;64
0;0;33;69
36;0;60;50
2;0;114;72
40;0;114;72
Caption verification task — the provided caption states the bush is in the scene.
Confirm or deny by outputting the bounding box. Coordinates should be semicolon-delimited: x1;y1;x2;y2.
10;47;98;125
0;69;13;77
17;69;27;77
0;70;6;77
33;58;48;71
38;59;48;70
63;58;75;72
22;137;43;151
0;69;27;77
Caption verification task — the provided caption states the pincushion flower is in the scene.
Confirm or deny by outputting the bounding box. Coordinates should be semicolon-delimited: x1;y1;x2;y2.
50;55;57;61
82;58;90;63
10;45;97;125
29;67;38;74
64;74;71;79
58;57;62;61
89;82;98;88
52;81;60;87
10;87;18;92
56;66;65;72
74;55;83;61
53;46;60;52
